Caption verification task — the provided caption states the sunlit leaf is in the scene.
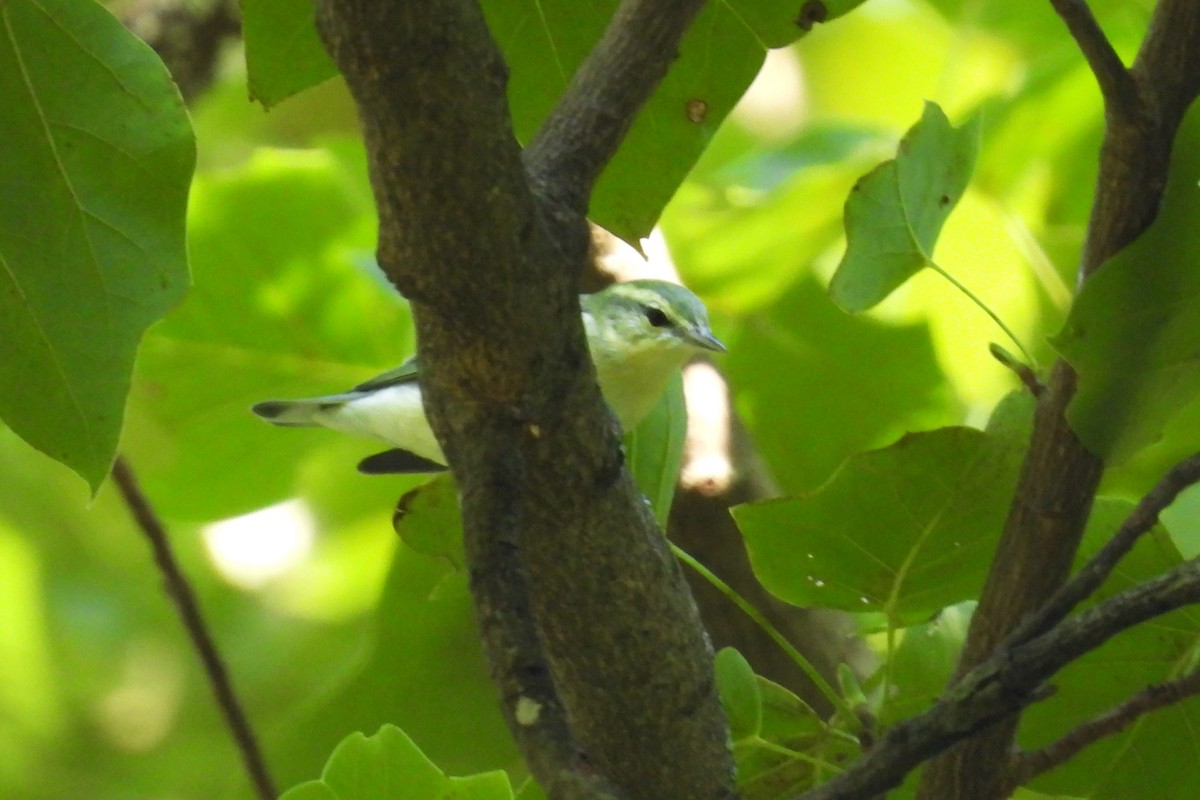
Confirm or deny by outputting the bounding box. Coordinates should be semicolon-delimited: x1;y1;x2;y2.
0;0;193;489
733;392;1032;625
829;101;980;312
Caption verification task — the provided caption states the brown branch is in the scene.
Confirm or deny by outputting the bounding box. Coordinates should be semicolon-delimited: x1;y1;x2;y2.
110;457;276;800
1011;667;1200;786
799;557;1200;800
919;3;1200;797
313;2;733;798
460;487;625;800
1048;0;1138;113
1010;451;1200;646
525;0;707;221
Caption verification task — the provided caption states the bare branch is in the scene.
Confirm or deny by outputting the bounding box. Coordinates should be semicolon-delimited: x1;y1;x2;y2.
1048;0;1138;113
111;457;276;800
1010;451;1200;645
1011;667;1200;786
801;557;1200;800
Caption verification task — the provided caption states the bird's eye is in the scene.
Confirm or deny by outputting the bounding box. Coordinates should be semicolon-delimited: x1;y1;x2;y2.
643;306;670;328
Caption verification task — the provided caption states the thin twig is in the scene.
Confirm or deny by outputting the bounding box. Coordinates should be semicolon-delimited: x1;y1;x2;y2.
988;343;1044;397
111;457;276;800
1048;0;1139;113
1010;667;1200;785
1009;452;1200;647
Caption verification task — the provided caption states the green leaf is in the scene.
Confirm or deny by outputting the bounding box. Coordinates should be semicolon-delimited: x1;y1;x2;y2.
624;372;687;526
1051;105;1200;464
243;0;338;107
280;725;513;800
0;0;193;490
733;392;1032;626
280;783;339;800
716;647;762;740
734;676;856;799
392;474;464;571
829;101;980;312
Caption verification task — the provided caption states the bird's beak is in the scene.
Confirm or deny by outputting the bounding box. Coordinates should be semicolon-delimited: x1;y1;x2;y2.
684;325;726;353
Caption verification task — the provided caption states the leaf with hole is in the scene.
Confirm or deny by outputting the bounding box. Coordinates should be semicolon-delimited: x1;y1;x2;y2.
829;101;980;312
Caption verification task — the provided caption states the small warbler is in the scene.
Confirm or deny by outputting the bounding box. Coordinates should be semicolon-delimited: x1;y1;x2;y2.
252;280;724;473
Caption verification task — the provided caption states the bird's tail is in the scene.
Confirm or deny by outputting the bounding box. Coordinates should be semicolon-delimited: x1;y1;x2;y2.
252;396;350;427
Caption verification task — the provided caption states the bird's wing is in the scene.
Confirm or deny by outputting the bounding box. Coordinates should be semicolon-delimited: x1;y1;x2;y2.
352;356;420;392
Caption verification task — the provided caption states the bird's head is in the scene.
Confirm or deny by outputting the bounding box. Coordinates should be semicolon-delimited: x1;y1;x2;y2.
583;280;725;369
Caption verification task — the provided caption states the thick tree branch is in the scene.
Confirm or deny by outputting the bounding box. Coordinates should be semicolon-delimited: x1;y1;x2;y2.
111;457;275;800
1010;667;1200;786
919;3;1200;797
801;557;1200;800
314;2;733;798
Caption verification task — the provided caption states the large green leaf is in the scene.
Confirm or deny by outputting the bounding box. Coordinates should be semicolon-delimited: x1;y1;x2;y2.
733;392;1032;626
1051;106;1200;464
243;0;338;107
0;0;193;490
828;101;980;312
279;724;512;800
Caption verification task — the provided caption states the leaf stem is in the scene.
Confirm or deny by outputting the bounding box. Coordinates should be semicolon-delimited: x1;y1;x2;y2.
671;543;859;728
928;260;1038;369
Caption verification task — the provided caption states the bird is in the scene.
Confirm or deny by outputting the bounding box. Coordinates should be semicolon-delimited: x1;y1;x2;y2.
252;280;725;473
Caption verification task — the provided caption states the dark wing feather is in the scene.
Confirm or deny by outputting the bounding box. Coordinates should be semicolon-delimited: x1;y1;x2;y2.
352;356;420;392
